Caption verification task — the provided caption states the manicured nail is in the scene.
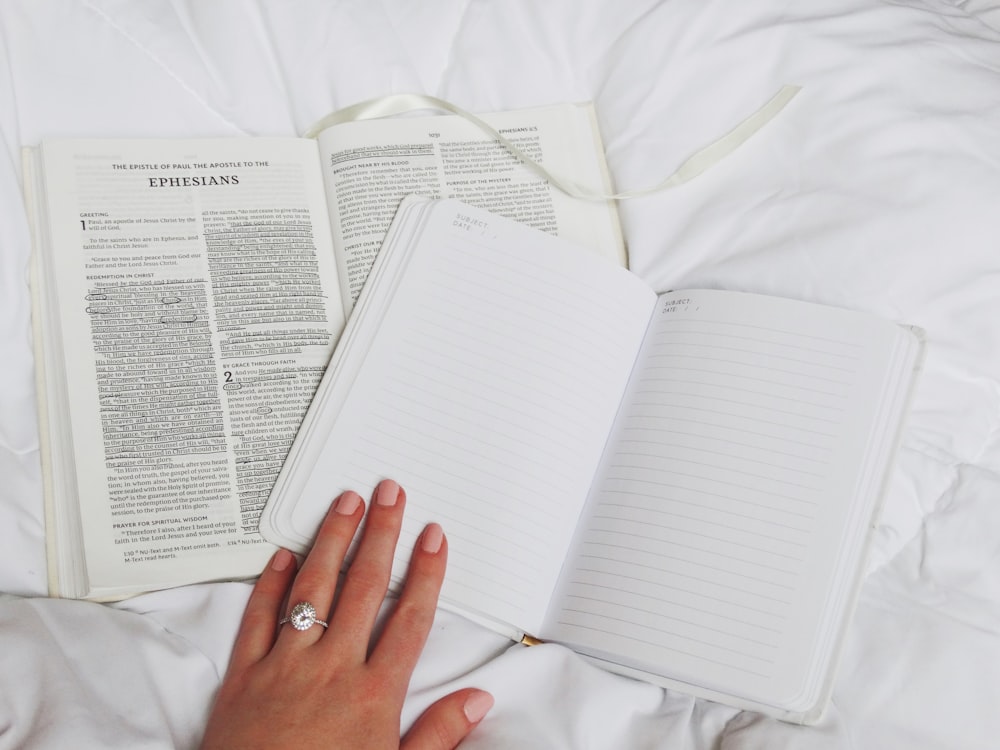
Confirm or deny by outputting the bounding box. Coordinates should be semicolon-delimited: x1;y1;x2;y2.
271;548;294;571
334;491;362;515
376;479;400;507
420;523;444;554
463;691;494;724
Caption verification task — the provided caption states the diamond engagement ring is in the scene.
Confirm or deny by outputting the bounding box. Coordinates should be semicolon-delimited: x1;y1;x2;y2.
279;602;329;631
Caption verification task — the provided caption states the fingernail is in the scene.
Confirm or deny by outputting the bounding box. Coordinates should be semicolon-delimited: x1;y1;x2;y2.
376;479;400;507
271;549;294;571
334;491;362;515
420;523;444;554
463;691;494;724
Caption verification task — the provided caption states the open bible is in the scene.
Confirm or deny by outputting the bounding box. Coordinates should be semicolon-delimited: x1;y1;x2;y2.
261;197;923;723
23;102;623;600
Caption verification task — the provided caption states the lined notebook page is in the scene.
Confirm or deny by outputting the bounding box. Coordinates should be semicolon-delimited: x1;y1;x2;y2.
545;289;910;707
278;200;656;634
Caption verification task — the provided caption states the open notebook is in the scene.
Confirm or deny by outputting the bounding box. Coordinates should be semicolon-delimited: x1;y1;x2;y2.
261;197;923;723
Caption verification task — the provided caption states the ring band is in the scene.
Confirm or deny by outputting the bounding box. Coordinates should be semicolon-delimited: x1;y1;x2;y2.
279;602;329;631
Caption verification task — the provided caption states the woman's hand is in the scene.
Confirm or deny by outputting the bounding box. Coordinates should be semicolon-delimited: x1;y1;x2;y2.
200;479;493;749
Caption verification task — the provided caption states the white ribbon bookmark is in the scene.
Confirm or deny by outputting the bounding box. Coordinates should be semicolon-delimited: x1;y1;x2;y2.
303;85;801;201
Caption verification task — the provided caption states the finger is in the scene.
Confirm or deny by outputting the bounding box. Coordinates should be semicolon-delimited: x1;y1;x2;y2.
227;548;298;675
400;689;494;750
276;490;364;648
324;478;405;658
369;523;447;681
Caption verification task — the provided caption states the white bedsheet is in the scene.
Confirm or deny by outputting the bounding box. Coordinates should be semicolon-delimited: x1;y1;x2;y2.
1;1;998;748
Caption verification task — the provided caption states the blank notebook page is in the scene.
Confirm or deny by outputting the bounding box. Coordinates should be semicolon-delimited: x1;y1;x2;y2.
284;200;656;634
545;289;910;708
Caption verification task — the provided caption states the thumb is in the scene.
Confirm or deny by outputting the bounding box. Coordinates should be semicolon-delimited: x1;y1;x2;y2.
401;689;494;750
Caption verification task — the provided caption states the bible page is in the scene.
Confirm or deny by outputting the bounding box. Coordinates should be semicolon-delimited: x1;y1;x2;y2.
544;289;919;711
33;138;345;597
263;198;653;636
315;103;625;310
